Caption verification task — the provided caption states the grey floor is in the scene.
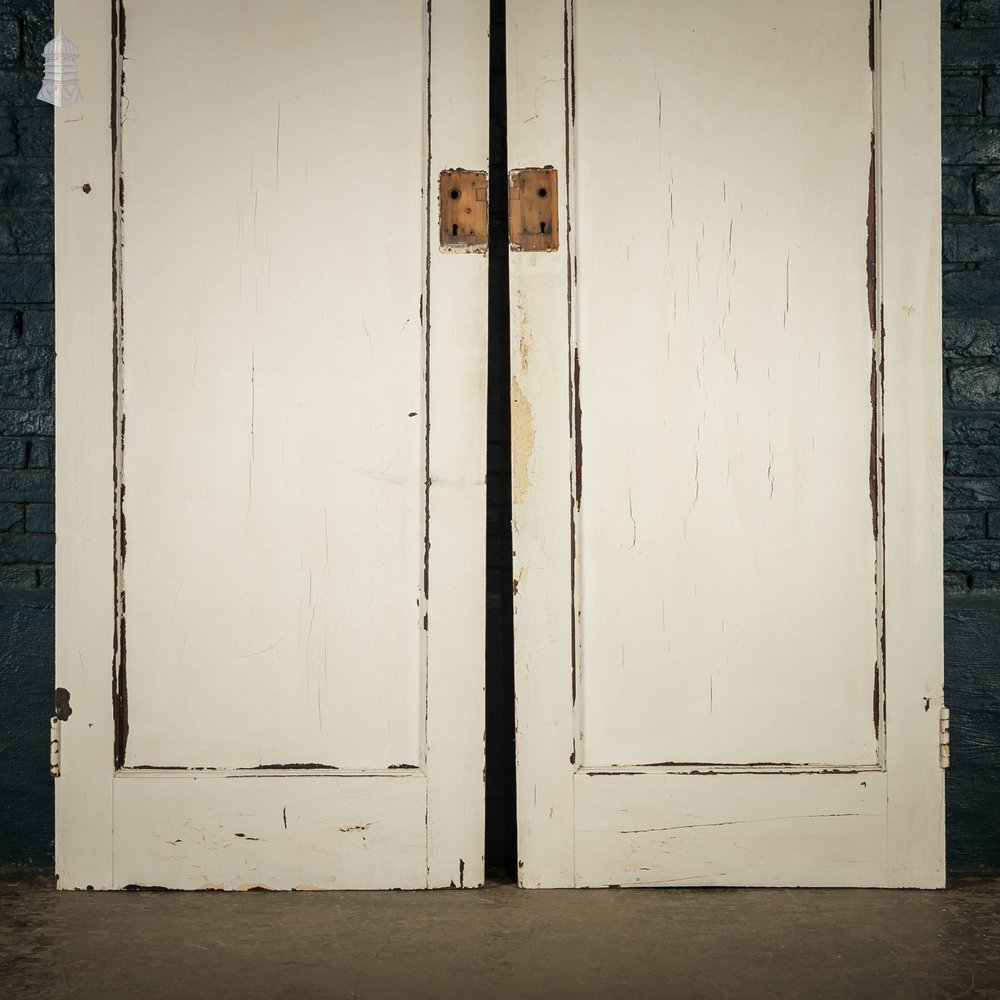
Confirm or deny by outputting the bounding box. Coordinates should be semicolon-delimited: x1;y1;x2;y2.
2;871;1000;999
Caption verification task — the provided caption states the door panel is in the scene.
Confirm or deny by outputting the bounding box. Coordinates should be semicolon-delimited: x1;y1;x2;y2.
574;1;878;768
122;0;426;770
55;0;489;889
509;0;944;887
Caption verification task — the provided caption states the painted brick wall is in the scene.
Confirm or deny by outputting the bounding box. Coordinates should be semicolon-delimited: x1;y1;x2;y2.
0;0;53;866
943;0;1000;593
942;0;1000;870
0;1;998;871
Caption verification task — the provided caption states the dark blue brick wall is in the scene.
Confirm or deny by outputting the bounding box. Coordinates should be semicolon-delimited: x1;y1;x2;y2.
0;1;998;872
943;0;1000;870
0;0;53;868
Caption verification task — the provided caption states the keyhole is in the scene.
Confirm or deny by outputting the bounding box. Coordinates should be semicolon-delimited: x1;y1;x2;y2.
450;189;460;200
540;220;547;234
452;223;459;236
538;187;547;198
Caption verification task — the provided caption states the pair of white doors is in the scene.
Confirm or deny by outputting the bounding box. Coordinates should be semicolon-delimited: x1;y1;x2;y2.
55;0;944;890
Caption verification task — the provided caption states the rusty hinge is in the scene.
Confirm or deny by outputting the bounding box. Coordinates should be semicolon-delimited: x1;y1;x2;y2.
50;716;61;777
509;167;558;252
939;706;950;769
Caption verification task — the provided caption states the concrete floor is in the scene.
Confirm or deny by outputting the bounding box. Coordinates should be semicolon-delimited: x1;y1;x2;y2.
2;871;999;999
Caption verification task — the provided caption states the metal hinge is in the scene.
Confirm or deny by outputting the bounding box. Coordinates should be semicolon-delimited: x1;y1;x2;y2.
50;716;61;778
939;706;950;769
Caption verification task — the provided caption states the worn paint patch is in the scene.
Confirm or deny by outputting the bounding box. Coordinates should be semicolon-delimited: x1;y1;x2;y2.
868;0;876;73
511;376;534;506
111;0;129;772
869;349;879;540
573;348;582;508
866;132;877;335
518;316;533;373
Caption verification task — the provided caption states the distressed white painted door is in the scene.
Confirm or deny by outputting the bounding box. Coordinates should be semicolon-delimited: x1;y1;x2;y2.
509;0;944;887
55;0;488;889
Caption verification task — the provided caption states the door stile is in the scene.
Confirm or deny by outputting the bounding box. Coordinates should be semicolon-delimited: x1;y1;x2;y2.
507;0;577;888
425;0;491;889
55;0;116;890
880;0;944;886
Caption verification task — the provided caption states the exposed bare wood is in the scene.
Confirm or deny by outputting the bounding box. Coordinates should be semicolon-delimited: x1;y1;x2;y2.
439;169;488;251
509;168;559;252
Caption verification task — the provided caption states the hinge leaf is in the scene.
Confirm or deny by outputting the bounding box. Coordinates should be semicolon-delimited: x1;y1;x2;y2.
939;706;950;769
50;716;61;778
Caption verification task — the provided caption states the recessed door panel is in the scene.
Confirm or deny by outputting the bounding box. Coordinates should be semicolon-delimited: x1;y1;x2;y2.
574;1;878;768
121;0;426;770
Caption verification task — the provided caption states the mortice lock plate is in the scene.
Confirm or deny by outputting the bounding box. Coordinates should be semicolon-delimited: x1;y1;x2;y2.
509;167;558;252
439;169;488;252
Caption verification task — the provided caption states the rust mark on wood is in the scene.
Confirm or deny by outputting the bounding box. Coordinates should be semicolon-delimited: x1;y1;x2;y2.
54;687;72;722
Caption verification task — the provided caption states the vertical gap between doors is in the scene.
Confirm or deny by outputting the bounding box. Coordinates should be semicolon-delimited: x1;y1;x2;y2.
485;0;517;881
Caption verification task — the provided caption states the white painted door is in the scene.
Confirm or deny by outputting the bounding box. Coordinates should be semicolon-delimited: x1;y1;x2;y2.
509;0;945;887
55;0;489;890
